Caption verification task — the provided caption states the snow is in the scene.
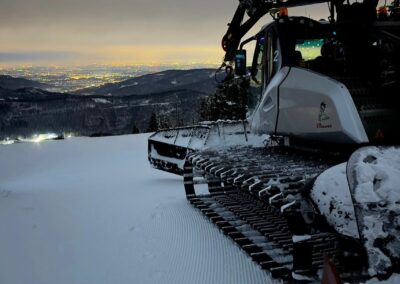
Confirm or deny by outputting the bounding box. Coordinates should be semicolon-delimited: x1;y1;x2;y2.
149;122;267;171
150;143;185;169
291;272;313;281
280;200;296;213
92;98;111;104
311;163;359;239
0;133;272;284
0;138;15;145
364;274;400;284
350;147;400;277
292;235;311;243
313;147;400;279
353;147;400;207
119;82;138;88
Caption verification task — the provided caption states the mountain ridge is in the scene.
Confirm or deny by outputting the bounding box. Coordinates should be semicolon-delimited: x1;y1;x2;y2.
0;75;49;90
0;69;218;139
74;68;217;96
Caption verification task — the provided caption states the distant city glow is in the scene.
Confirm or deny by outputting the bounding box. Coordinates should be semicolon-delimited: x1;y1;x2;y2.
0;45;223;68
1;64;220;92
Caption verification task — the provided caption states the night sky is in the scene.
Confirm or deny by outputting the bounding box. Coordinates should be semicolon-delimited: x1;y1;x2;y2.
0;0;329;66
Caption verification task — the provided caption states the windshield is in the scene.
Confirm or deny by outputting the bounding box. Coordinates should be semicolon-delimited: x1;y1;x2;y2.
295;39;324;61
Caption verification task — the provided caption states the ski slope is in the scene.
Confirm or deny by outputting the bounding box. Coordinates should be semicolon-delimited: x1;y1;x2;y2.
0;134;273;284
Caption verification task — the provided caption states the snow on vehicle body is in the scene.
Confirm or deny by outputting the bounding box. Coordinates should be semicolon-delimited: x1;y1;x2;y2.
148;0;400;281
148;121;266;175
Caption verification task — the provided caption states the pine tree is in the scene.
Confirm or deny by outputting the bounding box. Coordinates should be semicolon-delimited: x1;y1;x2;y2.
158;114;170;130
198;78;249;122
147;112;158;132
132;123;140;134
198;96;211;121
173;101;184;127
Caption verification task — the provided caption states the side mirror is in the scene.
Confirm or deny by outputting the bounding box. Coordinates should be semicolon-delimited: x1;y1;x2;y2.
235;49;247;76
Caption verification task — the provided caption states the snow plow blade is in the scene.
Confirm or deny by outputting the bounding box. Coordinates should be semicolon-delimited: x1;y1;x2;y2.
148;120;254;175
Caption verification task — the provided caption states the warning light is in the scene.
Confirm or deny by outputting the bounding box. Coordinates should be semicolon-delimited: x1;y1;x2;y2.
377;6;388;20
279;7;289;17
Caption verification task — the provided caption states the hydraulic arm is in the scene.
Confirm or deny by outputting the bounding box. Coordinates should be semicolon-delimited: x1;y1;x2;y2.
222;0;329;62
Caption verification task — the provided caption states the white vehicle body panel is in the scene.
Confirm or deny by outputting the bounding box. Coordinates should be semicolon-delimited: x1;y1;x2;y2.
249;67;290;134
250;67;369;144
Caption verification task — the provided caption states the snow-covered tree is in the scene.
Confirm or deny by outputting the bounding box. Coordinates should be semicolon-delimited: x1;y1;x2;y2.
132;123;140;134
198;78;249;121
147;112;158;132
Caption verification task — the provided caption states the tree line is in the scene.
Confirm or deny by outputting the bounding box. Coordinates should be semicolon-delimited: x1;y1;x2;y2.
138;78;249;133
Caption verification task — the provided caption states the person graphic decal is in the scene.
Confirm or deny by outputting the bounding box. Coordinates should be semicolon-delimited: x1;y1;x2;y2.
318;102;330;122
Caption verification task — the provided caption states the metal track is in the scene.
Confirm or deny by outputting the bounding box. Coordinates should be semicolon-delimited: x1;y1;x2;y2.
183;145;352;281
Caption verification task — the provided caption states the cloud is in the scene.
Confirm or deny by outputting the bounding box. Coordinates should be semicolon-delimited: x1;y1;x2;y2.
0;51;80;62
0;0;329;65
95;44;222;64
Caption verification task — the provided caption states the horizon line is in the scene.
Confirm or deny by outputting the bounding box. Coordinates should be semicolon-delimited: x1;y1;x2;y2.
0;61;222;69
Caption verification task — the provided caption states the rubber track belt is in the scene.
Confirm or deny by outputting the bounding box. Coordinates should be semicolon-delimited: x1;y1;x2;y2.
183;145;335;281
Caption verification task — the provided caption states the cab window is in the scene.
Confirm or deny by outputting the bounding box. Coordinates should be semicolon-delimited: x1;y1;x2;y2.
248;35;265;114
266;31;281;84
293;37;345;75
295;39;324;61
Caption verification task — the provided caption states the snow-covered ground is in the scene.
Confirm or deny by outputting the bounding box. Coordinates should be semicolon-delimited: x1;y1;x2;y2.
0;134;272;284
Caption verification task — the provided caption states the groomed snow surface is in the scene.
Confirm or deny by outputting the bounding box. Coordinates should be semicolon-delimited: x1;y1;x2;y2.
0;134;274;284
